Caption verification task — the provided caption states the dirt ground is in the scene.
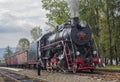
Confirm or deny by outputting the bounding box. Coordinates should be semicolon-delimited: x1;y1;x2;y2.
13;69;118;82
0;67;120;82
0;76;4;82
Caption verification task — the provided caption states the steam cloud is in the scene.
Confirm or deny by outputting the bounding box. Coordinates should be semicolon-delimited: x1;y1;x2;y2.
67;0;80;18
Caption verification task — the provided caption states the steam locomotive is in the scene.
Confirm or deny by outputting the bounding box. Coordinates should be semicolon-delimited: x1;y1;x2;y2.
37;17;99;73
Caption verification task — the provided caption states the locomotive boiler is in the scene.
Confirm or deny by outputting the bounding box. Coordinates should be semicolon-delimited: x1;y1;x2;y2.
47;19;91;46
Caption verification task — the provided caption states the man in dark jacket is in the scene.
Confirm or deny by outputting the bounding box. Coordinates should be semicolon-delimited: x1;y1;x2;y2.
37;58;44;76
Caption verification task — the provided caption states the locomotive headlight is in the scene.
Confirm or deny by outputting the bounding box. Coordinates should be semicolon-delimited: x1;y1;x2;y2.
93;51;97;54
58;54;64;60
80;21;87;28
76;51;80;55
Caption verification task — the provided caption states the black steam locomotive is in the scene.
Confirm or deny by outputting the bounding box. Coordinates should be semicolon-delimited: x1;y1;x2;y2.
36;17;99;73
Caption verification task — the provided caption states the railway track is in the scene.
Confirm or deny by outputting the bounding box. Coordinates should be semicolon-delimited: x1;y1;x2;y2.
0;67;120;82
0;69;40;82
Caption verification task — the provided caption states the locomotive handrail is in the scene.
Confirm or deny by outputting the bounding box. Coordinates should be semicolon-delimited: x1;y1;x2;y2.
41;40;64;49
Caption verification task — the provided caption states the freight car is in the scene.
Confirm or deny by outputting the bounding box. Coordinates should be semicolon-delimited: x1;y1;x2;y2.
5;44;38;68
5;50;28;67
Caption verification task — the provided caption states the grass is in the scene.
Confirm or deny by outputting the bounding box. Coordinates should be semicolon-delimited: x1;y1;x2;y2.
98;65;120;70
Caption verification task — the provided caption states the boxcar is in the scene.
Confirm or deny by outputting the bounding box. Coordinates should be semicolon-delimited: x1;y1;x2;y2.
10;56;14;65
16;50;28;65
13;54;17;65
5;43;38;67
5;50;28;66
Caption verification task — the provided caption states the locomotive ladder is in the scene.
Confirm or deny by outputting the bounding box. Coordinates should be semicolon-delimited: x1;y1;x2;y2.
63;41;73;71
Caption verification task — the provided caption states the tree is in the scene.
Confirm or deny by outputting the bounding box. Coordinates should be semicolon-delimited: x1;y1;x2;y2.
42;0;69;25
31;26;42;41
16;38;30;52
3;46;13;59
100;0;120;65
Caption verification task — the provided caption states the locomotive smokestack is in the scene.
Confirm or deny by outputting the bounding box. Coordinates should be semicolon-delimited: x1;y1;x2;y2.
67;0;80;26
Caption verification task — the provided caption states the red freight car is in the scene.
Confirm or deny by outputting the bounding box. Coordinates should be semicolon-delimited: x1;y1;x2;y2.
13;54;17;65
10;56;14;65
5;55;13;66
5;42;39;68
5;50;28;66
17;50;28;65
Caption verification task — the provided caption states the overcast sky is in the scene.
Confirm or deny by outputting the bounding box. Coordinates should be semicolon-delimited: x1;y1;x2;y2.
0;0;48;48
